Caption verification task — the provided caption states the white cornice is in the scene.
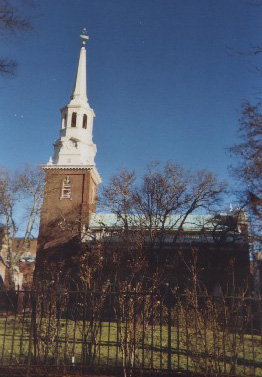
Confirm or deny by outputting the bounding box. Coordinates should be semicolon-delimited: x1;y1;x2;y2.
90;166;102;185
41;164;102;184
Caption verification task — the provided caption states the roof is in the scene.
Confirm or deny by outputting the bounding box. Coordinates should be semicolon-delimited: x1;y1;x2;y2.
89;213;215;232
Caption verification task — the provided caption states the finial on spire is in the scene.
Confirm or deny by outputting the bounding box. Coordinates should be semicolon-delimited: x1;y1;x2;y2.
80;27;89;46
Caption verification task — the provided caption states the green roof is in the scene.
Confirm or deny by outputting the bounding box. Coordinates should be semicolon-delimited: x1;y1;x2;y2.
89;213;214;231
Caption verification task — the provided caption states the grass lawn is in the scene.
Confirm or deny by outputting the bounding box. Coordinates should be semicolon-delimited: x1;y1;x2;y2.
0;316;261;377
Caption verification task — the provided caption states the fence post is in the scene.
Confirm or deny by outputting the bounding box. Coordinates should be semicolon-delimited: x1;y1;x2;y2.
166;284;172;373
26;291;35;377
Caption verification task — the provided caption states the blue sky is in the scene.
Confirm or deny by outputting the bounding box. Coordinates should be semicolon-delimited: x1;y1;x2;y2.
0;0;261;188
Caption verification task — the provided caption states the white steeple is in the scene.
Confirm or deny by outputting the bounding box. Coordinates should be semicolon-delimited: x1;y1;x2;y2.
70;43;88;106
48;29;98;169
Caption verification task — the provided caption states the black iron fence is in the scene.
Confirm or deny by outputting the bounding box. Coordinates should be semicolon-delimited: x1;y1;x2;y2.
0;289;261;376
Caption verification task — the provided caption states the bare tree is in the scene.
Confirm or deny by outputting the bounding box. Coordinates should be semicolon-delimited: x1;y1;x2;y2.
177;244;251;375
0;165;44;287
101;162;226;272
133;162;226;246
229;101;262;248
226;1;262;75
0;0;33;75
102;169;136;231
95;161;250;296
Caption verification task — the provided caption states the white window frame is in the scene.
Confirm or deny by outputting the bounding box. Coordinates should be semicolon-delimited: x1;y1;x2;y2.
60;176;72;200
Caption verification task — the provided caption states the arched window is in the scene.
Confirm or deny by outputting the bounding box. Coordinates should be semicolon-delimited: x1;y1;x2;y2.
82;114;87;129
71;112;77;127
60;176;72;200
62;114;67;129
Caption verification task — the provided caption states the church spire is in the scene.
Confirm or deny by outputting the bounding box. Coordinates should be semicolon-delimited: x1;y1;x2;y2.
70;46;87;104
47;28;100;171
70;29;89;106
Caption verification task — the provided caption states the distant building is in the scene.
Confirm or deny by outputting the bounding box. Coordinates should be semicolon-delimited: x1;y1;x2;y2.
86;212;250;293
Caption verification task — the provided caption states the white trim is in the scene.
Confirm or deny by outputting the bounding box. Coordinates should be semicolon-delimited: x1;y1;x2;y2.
90;167;102;185
41;165;102;184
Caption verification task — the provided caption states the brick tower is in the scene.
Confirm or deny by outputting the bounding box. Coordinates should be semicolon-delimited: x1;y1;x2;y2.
36;30;101;273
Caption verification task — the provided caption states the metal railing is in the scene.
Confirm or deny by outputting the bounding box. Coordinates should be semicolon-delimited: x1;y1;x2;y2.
0;289;261;376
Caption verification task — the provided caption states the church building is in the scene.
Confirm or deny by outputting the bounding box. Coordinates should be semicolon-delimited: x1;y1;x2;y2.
34;31;250;292
35;31;101;274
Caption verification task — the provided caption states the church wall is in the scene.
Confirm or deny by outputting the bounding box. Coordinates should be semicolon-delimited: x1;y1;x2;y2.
38;169;94;248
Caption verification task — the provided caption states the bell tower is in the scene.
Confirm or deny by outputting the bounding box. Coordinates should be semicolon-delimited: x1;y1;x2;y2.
37;30;101;259
52;31;97;167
